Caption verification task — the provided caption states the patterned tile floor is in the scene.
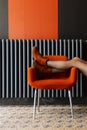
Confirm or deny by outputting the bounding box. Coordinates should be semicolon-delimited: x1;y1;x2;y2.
0;98;87;130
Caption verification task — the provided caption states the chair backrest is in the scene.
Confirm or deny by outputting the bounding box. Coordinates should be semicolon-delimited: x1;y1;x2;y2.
37;70;70;79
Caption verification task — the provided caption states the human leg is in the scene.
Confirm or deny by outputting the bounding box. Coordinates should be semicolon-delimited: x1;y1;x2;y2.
32;46;87;76
34;60;66;73
71;57;87;76
47;57;87;76
47;60;73;70
32;46;73;73
46;57;87;70
32;46;72;70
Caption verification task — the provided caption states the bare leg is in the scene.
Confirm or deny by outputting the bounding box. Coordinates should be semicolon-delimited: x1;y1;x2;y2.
47;60;73;70
47;57;87;76
72;57;87;76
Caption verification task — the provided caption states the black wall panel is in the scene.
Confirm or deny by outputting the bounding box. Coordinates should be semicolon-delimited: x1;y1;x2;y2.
0;0;8;39
59;0;87;39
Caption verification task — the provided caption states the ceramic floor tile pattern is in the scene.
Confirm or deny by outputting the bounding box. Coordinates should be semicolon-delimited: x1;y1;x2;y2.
0;99;87;130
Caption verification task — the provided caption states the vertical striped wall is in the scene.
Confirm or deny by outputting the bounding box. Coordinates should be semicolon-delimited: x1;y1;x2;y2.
0;39;83;98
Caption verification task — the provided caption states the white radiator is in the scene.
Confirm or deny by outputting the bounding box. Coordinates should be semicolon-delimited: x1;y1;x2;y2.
0;39;83;98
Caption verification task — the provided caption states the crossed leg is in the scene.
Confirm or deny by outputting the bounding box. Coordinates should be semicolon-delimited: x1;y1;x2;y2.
47;57;87;76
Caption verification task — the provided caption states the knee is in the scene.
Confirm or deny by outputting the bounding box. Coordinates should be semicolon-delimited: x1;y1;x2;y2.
72;57;81;65
73;57;80;62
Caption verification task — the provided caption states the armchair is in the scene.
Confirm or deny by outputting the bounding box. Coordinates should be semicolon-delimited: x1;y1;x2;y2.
27;55;77;118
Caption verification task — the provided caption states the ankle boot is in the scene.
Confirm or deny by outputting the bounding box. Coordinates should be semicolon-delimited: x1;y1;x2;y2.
34;60;52;73
32;46;49;65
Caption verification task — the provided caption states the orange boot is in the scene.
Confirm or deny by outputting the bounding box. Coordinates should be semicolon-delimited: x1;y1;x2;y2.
34;60;52;73
32;46;49;65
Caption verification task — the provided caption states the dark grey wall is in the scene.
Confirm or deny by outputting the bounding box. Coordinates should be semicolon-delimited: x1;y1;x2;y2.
59;0;87;39
0;0;8;39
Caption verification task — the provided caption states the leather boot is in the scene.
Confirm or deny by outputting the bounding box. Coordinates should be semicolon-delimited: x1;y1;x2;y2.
34;60;52;73
32;46;49;65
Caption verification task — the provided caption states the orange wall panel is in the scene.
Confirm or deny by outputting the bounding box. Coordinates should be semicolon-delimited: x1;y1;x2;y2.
8;0;58;39
8;0;25;39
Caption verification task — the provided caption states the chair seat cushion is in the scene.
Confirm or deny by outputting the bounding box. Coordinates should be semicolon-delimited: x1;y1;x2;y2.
31;76;75;90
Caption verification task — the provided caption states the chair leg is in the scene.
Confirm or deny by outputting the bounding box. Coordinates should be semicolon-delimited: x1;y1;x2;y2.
68;89;73;118
33;89;37;119
37;89;40;112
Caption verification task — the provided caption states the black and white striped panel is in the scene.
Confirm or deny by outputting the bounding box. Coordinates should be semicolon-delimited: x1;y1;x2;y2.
0;39;83;98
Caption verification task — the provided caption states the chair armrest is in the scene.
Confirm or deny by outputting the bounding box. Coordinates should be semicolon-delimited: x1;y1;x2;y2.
69;67;77;83
27;67;38;85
